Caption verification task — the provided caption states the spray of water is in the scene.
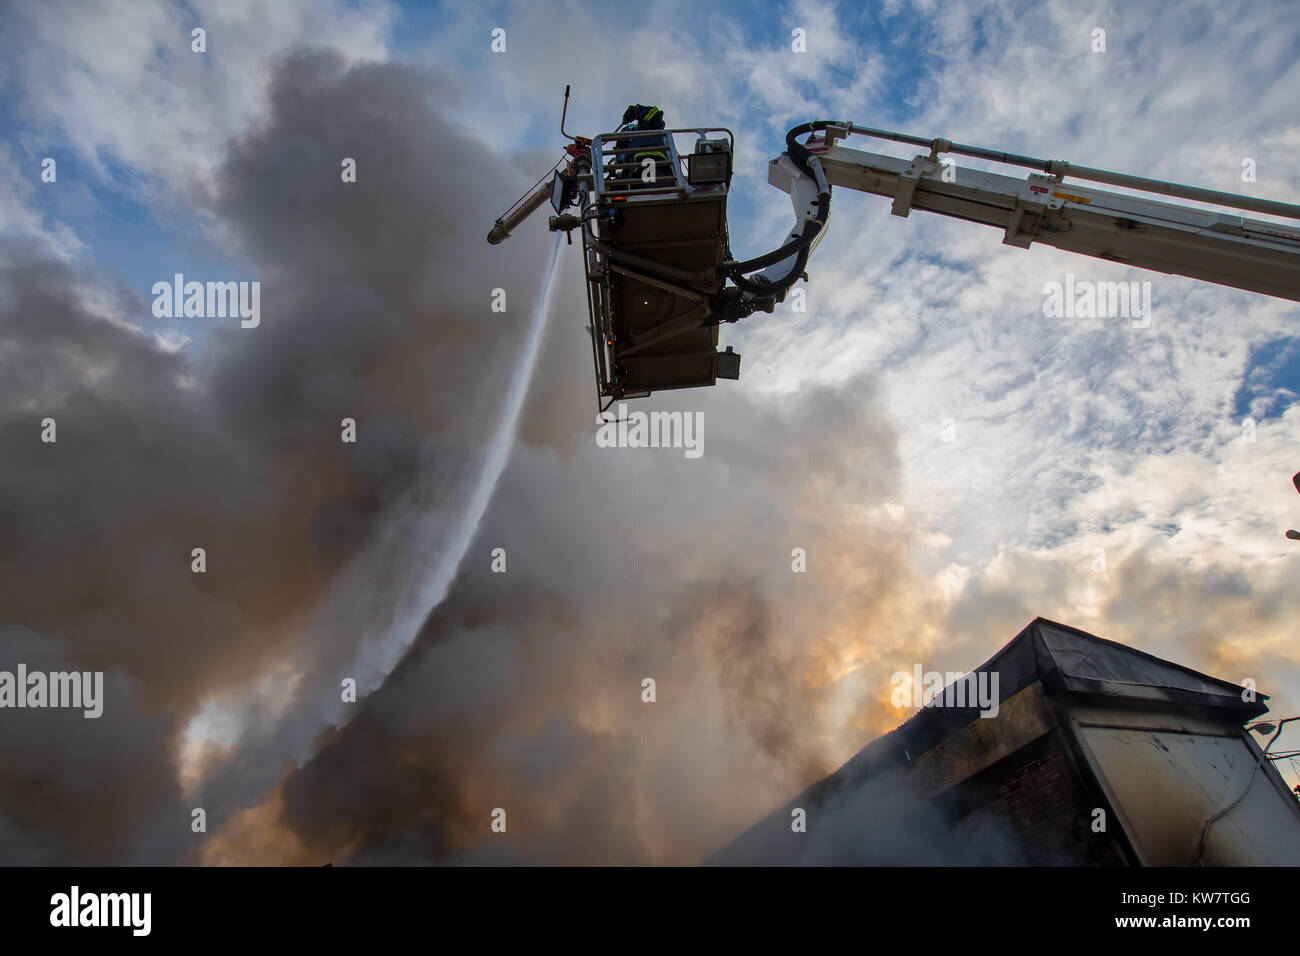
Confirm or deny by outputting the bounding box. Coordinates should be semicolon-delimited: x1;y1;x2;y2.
371;231;565;676
184;234;565;798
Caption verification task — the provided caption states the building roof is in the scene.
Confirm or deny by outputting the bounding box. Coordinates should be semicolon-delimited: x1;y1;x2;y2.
705;617;1266;864
861;616;1267;765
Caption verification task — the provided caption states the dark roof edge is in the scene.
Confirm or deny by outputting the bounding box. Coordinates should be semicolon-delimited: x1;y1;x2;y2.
1029;616;1268;702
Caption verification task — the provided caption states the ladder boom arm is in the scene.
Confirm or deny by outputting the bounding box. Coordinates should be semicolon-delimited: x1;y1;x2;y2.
768;124;1300;303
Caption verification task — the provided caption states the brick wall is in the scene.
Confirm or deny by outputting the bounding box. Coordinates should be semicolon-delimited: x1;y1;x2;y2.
953;738;1125;865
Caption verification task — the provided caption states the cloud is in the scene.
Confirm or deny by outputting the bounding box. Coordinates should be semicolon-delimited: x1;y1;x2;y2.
1;0;396;198
0;145;85;261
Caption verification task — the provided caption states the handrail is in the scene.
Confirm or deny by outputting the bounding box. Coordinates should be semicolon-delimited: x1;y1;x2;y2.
591;127;734;198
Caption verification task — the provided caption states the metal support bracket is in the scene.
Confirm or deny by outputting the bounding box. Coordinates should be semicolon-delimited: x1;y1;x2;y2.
1003;173;1060;248
891;154;940;217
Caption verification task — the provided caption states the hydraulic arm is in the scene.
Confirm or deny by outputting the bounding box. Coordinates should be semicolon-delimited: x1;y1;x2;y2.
774;122;1300;302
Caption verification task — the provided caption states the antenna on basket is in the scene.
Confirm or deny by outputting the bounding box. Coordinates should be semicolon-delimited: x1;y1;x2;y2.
561;85;576;141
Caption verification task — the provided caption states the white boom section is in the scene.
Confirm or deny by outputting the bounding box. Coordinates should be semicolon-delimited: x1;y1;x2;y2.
752;153;831;288
777;130;1300;303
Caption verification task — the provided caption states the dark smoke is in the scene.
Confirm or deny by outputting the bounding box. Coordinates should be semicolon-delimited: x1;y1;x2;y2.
2;50;924;866
0;51;551;864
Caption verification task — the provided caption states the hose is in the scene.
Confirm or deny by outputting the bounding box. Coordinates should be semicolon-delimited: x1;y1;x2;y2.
720;120;840;296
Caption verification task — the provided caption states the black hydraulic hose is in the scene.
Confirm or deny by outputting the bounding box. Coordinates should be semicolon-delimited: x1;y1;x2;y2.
785;120;841;178
724;210;825;275
722;120;841;280
729;244;811;298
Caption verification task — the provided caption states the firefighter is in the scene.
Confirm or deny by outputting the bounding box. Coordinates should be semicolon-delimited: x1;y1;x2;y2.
613;104;671;187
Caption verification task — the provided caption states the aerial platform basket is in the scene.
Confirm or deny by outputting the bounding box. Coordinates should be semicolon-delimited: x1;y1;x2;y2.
487;88;829;413
581;127;741;409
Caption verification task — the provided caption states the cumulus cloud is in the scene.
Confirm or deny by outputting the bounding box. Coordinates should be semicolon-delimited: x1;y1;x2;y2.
0;0;396;197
